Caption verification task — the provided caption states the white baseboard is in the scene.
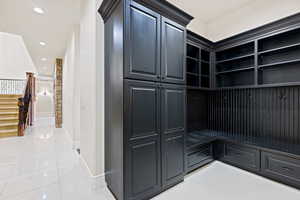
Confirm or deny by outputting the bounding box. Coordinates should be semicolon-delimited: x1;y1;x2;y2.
73;140;80;150
79;153;106;190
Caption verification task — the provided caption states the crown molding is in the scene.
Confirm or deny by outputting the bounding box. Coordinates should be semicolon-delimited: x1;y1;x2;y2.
98;0;121;22
215;12;300;48
99;0;193;26
134;0;193;26
187;30;214;49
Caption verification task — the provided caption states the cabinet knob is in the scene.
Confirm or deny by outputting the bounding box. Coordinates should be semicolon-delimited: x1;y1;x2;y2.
157;75;160;79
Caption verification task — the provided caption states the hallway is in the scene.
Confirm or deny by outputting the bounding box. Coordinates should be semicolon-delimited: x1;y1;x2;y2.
0;118;114;200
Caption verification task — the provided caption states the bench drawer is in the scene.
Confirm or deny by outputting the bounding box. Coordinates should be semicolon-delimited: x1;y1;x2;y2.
261;151;300;188
220;142;260;171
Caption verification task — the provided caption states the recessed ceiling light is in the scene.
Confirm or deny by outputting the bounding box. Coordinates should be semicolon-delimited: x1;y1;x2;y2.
39;42;46;46
33;7;44;14
41;58;47;61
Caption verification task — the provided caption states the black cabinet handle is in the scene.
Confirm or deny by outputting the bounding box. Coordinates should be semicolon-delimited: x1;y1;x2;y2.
157;75;160;79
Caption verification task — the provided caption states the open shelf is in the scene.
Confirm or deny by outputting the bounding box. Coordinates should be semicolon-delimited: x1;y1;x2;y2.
258;45;300;66
216;41;255;80
217;69;255;87
186;56;199;61
258;42;300;55
201;50;210;62
258;27;300;52
186;43;211;88
186;58;199;74
216;66;254;75
258;62;300;85
253;27;300;87
258;59;300;69
187;43;200;59
216;53;254;64
217;55;254;72
216;41;254;62
201;76;210;88
187;72;200;76
201;62;210;75
187;74;200;87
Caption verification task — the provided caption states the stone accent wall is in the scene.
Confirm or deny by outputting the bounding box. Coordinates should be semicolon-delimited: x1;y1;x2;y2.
55;58;63;128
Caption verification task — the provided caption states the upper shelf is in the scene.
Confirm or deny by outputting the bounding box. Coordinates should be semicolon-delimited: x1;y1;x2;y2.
216;53;255;64
258;42;300;55
216;41;255;62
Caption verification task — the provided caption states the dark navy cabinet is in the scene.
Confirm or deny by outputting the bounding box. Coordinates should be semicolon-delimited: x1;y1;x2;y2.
100;0;192;198
124;2;161;82
161;18;186;84
161;84;186;188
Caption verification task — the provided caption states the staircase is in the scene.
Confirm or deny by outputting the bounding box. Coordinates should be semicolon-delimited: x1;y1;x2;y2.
0;94;21;138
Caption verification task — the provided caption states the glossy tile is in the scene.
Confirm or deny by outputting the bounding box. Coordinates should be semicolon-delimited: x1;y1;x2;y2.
1;118;300;200
3;183;60;200
1;169;58;198
153;162;300;200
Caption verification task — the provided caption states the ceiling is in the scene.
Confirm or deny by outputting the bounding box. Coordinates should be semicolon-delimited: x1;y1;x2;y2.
167;0;300;41
167;0;252;23
0;0;80;77
167;0;253;38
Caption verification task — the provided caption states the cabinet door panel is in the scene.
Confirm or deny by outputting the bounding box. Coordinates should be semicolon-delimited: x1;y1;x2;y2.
125;138;161;200
161;84;185;135
164;134;185;182
124;80;160;141
125;1;161;81
161;17;186;84
161;84;186;188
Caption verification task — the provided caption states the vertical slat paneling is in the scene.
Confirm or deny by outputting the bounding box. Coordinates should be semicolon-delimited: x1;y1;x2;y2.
206;86;300;144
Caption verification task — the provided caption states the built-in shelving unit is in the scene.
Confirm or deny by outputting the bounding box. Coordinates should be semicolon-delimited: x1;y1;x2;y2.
186;43;210;88
215;42;255;88
215;27;300;88
258;27;300;85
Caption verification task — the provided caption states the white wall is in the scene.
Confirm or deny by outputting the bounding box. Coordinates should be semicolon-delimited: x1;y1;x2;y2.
36;79;54;118
79;0;104;176
206;0;300;41
62;26;81;146
0;32;36;79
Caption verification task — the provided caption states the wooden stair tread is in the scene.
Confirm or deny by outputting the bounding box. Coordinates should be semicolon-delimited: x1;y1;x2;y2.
0;102;18;104
0;117;18;121
0;129;18;138
0;122;18;126
0;129;17;132
0;94;22;98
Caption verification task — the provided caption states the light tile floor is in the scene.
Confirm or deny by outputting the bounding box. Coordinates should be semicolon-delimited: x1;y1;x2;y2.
0;118;299;200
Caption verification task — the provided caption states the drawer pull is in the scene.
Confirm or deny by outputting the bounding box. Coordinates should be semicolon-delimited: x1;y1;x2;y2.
282;167;294;172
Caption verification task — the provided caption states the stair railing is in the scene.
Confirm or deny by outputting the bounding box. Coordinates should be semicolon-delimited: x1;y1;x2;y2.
0;79;26;94
18;72;36;136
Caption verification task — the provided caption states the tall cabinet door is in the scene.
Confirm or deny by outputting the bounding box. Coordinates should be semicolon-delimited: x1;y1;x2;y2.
161;84;186;188
124;1;161;82
161;17;186;84
124;80;161;200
